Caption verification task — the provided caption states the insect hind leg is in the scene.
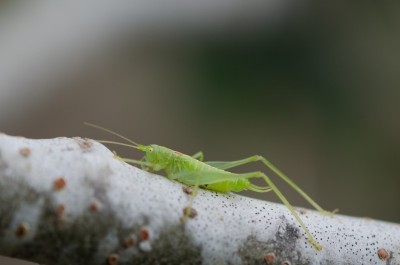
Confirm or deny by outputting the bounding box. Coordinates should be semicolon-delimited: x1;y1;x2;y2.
206;155;336;216
251;171;323;250
258;156;338;216
248;184;272;193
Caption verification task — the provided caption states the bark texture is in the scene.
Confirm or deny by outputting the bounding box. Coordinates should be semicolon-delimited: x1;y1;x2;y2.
0;134;399;264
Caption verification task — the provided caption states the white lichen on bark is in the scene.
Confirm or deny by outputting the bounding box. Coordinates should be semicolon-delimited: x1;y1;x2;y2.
0;134;399;264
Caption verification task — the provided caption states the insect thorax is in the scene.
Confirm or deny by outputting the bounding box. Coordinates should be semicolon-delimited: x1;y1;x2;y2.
146;145;192;171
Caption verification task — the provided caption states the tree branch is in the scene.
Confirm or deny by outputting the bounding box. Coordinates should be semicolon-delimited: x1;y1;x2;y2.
0;134;398;264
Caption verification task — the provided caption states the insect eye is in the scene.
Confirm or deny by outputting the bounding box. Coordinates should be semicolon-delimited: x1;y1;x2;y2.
148;147;154;152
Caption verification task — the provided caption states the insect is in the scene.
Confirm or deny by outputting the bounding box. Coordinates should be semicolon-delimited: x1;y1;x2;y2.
85;122;336;250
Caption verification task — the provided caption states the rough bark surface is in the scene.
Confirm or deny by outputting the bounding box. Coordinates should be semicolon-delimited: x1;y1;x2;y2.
0;134;399;264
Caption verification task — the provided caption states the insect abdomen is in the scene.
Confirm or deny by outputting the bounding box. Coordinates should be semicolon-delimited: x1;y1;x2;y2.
202;179;251;193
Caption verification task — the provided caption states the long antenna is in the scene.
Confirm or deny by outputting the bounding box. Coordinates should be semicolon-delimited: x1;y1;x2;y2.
95;140;139;149
84;122;140;146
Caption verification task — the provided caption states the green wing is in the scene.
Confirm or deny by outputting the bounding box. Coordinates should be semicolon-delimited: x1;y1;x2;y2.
169;170;241;186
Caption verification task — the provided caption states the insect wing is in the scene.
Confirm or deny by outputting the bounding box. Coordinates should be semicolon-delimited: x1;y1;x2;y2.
170;171;238;186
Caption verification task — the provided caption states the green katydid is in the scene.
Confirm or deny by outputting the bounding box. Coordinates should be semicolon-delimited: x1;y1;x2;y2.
85;122;336;250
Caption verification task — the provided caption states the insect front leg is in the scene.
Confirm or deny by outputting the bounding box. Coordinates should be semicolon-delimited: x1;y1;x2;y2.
114;155;155;171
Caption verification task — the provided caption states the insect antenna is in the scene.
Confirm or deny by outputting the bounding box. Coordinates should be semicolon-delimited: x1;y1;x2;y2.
95;140;139;149
84;122;140;147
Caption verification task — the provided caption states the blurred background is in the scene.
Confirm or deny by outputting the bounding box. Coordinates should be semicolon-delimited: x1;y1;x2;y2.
1;1;399;223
